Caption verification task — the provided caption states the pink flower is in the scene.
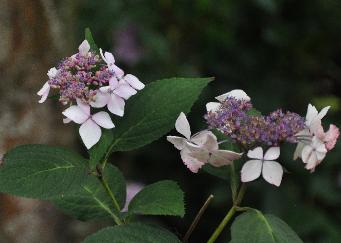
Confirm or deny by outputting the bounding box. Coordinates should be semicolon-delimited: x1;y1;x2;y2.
167;112;242;173
167;113;215;172
62;99;115;149
316;124;340;151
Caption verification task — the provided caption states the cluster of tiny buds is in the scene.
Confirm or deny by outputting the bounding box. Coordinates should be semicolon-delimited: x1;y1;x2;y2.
205;97;305;147
49;51;113;104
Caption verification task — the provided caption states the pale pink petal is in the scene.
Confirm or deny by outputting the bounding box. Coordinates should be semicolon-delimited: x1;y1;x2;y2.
37;82;50;103
180;147;205;173
104;52;115;65
175;112;191;140
312;122;325;140
305;152;318;171
63;118;71;124
124;74;145;90
247;147;264;160
215;89;250;102
100;48;106;62
293;142;305;160
110;64;124;77
37;82;50;95
109;77;119;89
262;161;283;187
312;136;327;153
99;86;112;93
305;104;318;125
107;94;125;117
206;102;221;112
316;151;326;161
324;124;340;151
114;83;137;100
92;111;115;129
166;136;187;150
209;150;242;167
47;67;58;79
62;106;89;124
301;145;313;164
241;160;262;182
79;119;102;149
191;131;218;151
189;151;210;164
90;91;110;108
264;147;280;161
122;182;144;212
79;40;90;56
317;106;330;120
76;99;90;116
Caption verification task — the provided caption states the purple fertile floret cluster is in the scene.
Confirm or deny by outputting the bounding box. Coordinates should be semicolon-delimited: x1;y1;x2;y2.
205;97;305;147
48;53;114;103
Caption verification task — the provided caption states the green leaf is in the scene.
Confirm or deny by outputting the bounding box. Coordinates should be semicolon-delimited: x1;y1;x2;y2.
89;77;212;161
83;223;181;243
128;180;184;217
246;108;262;117
52;164;126;221
85;27;100;54
202;164;230;180
0;145;88;199
230;209;303;243
111;77;212;152
88;129;113;169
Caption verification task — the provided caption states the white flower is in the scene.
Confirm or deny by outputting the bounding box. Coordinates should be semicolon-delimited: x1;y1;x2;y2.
90;77;138;116
241;147;283;187
301;136;327;172
206;89;250;112
79;40;90;57
37;67;58;103
167;112;218;173
62;99;115;149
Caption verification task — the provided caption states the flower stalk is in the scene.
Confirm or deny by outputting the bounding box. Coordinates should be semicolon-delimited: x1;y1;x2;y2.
207;183;247;243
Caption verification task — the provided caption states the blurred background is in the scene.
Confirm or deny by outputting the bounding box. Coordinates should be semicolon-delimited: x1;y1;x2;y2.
0;0;341;242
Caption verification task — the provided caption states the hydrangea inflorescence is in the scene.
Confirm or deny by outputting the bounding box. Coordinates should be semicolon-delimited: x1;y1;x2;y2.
205;97;305;147
37;40;145;149
168;89;339;187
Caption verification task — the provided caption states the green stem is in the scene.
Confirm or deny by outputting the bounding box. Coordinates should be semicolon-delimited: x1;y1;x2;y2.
229;162;238;204
101;139;120;169
100;176;123;225
101;176;122;213
207;206;236;243
207;183;247;243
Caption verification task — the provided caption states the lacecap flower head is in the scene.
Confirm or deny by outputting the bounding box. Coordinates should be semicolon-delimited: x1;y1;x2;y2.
169;89;339;187
37;40;145;149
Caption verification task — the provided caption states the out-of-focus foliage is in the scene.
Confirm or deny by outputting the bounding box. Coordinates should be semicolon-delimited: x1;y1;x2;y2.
63;0;341;242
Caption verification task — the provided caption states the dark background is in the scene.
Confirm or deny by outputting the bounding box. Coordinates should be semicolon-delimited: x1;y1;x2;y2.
0;0;340;242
